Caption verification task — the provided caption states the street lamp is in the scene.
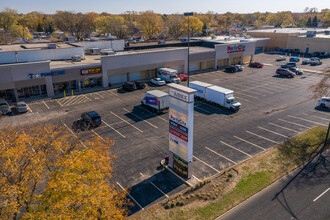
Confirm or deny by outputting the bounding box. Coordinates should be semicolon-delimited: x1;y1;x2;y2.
184;12;193;87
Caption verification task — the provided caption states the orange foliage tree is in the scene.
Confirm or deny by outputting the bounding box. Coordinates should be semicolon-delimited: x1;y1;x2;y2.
0;124;130;219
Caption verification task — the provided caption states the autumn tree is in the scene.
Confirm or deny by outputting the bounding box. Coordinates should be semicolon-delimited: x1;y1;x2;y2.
216;13;234;33
322;11;330;27
184;16;203;36
165;14;185;39
0;124;130;219
138;11;163;40
122;11;139;36
96;15;128;38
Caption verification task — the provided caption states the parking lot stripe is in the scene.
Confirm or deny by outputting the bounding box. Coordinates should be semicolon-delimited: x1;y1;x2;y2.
136;106;168;122
257;126;289;138
26;104;33;112
65;96;85;106
150;181;169;198
268;122;299;133
312;110;330;117
246;131;278;144
140;172;144;177
55;99;63;107
287;115;327;126
42;101;50;109
302;113;329;121
278;118;310;129
205;146;237;164
83;94;92;101
110;111;143;133
123;108;158;129
91;130;106;142
220;141;252;157
192;175;201;182
116;182;144;210
235;96;250;102
108;90;118;96
194;105;212;113
95;92;104;99
236;92;259;99
62;122;87;148
193;155;220;173
102;119;126;138
233;136;266;150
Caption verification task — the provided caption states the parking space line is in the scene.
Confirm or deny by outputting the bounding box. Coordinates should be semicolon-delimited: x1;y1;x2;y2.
55;99;63;106
193;155;220;173
194;105;212;113
83;94;92;101
192;175;201;182
116;182;144;210
110;111;143;133
42;101;50;109
25;104;33;112
62;122;87;148
65;96;85;106
205;146;237;164
233;136;266;150
278;119;310;129
287;115;327;126
268;122;299;133
236;92;259;99
302;113;329;121
246;131;278;144
150;181;169;198
95;92;104;99
108;90;118;96
102;120;126;138
242;89;267;96
235;96;250;102
312;110;330;117
123;108;158;129
220;141;251;157
257;126;289;138
136;106;168;122
91;130;106;142
313;187;330;202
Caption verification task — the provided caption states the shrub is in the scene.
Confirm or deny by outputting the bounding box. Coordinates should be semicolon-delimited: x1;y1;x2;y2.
228;173;233;178
171;203;175;208
176;201;181;206
180;201;185;206
165;204;170;209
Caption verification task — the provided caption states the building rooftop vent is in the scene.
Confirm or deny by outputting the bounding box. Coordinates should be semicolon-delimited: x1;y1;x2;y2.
47;43;57;49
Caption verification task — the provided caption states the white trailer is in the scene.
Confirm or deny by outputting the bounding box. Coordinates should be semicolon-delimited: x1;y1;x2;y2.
141;90;169;112
157;68;181;83
205;85;241;111
189;81;213;99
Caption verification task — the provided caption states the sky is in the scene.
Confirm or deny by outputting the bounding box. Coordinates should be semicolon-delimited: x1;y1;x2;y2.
0;0;329;14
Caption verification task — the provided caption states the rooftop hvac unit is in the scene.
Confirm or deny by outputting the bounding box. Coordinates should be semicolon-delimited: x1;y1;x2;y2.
72;55;82;62
86;48;101;55
100;49;115;55
47;43;57;49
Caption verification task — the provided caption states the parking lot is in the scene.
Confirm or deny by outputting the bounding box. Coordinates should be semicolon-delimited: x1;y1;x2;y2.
1;53;330;214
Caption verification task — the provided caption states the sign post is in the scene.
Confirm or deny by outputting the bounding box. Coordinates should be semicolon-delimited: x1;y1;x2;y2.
167;83;196;179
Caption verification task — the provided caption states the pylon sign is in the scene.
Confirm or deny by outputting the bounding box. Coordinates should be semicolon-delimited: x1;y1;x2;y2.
168;83;196;179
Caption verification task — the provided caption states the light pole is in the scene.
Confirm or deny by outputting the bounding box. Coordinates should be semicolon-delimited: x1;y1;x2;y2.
184;12;193;88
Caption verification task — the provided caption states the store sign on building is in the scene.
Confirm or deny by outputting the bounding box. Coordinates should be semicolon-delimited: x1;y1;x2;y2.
167;83;196;179
28;71;65;79
80;67;102;75
227;44;246;53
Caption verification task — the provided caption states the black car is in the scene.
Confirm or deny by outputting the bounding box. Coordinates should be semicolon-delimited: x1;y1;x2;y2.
288;67;303;75
310;60;322;66
122;82;137;91
225;65;244;73
134;81;146;89
281;62;296;68
73;111;102;131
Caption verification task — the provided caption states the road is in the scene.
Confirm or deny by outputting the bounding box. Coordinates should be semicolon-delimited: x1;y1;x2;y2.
218;149;330;220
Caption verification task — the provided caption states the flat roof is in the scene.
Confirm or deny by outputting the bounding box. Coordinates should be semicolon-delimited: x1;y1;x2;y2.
50;55;101;69
296;34;330;39
247;28;330;34
0;42;77;52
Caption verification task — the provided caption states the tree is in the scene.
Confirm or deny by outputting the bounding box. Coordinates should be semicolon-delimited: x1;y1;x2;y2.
322;11;330;27
184;16;203;36
312;15;318;27
0;124;130;219
96;15;128;39
306;17;312;27
138;11;163;40
165;14;185;39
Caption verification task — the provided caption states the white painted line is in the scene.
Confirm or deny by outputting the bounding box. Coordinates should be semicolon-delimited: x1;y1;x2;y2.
233;136;266;150
110;111;143;133
42;101;50;109
246;131;278;144
194;105;211;113
150;181;169;198
313;188;330;202
192;175;201;182
303;113;329;122
205;146;237;164
102;119;126;138
136;105;167;122
258;126;289;138
313;110;330;117
288;115;327;126
193;155;220;173
26;104;32;112
116;182;144;210
62;122;87;148
236;92;259;99
123;108;158;129
95;92;104;99
278;119;310;129
220;141;252;157
235;96;250;102
91;130;105;142
268;122;299;133
83;94;92;101
108;90;118;96
194;113;199;117
70;95;89;105
140;172;144;177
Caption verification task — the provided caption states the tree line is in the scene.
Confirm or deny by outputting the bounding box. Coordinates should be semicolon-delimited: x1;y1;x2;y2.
0;7;330;44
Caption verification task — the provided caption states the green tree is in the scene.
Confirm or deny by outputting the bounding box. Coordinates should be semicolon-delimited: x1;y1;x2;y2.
165;14;185;39
184;16;203;36
138;11;163;40
96;15;128;38
322;11;330;27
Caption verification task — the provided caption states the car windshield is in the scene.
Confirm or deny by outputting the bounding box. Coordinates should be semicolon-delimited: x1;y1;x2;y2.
170;75;178;78
0;103;8;107
17;104;26;107
229;98;238;104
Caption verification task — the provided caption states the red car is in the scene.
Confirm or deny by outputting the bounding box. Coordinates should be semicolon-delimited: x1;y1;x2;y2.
276;68;296;78
178;73;188;81
249;62;264;68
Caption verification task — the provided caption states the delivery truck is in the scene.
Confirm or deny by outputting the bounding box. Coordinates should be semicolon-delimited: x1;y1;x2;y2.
141;90;169;112
157;68;181;83
189;81;213;99
205;85;241;111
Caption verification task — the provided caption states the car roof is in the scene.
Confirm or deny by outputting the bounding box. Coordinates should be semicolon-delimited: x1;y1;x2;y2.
16;101;26;105
85;111;100;117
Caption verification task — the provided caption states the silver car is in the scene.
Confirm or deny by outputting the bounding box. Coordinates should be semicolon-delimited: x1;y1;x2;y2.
0;98;11;115
15;101;29;113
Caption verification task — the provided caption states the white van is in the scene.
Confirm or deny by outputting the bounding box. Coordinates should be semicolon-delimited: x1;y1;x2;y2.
157;68;181;83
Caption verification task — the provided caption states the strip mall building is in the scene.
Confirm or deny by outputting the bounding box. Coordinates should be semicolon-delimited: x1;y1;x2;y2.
0;36;269;101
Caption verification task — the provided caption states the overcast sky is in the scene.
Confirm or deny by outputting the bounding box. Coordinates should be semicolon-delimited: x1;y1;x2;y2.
0;0;329;14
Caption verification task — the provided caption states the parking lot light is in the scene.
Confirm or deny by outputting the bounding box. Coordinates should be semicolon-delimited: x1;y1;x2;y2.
184;12;194;88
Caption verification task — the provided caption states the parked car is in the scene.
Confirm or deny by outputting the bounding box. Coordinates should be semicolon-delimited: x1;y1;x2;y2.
134;81;146;89
249;62;264;68
276;56;286;61
15;101;29;113
225;65;244;73
318;97;330;108
0;98;11;115
302;59;312;65
150;78;166;86
122;82;137;91
276;68;296;78
310;60;322;66
289;57;300;62
73;111;102;131
288;67;303;75
311;52;320;57
319;52;329;57
281;62;296;68
310;57;320;61
178;73;188;81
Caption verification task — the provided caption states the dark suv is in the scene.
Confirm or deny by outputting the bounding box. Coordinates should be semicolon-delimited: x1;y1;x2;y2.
122;81;146;91
281;62;296;68
73;111;102;131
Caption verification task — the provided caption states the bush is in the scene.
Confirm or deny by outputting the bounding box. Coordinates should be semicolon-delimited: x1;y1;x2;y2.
228;173;233;178
164;204;170;209
176;201;181;206
180;201;185;206
171;203;175;208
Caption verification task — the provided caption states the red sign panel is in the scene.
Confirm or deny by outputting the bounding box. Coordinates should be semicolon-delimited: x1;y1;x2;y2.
227;44;246;53
81;67;102;75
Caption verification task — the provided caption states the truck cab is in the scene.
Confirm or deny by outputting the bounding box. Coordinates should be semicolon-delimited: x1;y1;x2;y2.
225;97;241;111
157;68;181;83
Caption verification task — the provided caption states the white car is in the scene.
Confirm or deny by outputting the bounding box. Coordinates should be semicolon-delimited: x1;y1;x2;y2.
318;97;330;108
150;78;166;86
